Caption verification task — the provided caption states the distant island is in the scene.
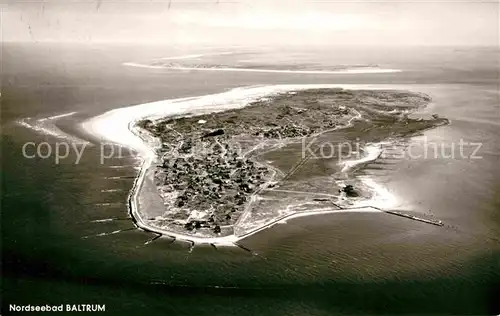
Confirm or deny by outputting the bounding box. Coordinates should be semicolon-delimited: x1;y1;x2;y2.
132;88;448;239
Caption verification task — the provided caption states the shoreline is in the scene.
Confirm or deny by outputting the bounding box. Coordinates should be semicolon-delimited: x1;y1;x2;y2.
123;62;402;74
82;84;441;245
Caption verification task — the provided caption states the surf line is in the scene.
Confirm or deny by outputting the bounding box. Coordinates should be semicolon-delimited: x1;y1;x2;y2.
38;111;78;122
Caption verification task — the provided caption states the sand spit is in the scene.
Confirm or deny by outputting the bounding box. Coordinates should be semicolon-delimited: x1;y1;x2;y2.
123;62;402;75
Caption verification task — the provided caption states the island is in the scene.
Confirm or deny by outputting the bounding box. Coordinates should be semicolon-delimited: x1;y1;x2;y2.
130;88;449;241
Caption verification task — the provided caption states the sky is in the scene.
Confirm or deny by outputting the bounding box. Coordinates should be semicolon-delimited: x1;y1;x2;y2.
2;0;499;46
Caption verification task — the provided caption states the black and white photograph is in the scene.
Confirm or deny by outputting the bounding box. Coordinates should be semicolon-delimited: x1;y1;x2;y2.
1;0;499;314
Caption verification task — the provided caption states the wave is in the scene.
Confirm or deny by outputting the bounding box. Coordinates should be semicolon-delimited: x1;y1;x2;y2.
17;113;89;144
360;177;398;209
38;111;78;122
